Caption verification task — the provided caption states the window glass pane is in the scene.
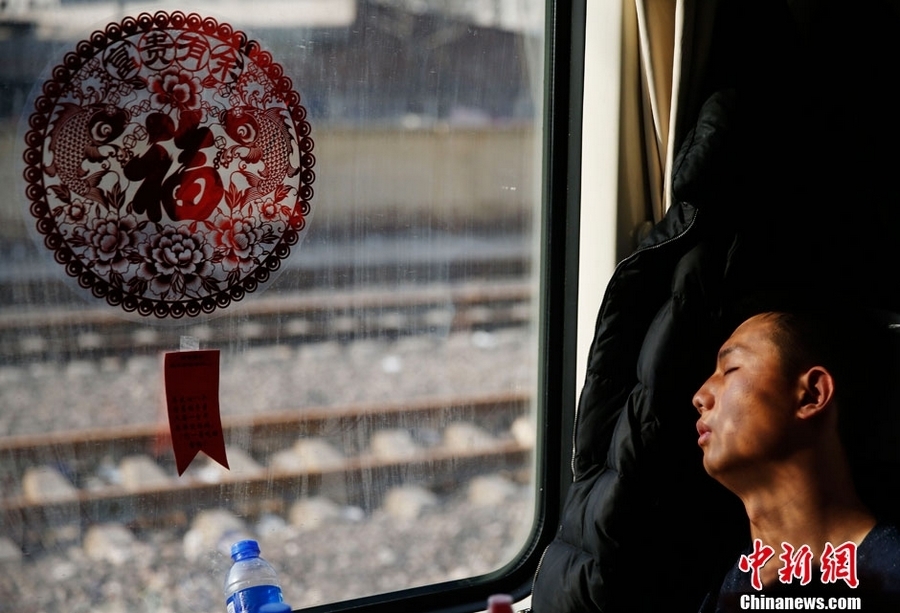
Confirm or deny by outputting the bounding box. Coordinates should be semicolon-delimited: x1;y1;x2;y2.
0;1;544;610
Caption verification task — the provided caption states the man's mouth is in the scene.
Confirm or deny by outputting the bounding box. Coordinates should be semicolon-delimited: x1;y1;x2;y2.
696;420;711;446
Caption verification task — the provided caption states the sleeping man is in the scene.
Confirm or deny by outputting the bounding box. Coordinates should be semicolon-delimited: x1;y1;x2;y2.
693;310;900;612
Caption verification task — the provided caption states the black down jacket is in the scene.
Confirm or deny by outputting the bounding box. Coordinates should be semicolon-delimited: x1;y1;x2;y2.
531;91;748;613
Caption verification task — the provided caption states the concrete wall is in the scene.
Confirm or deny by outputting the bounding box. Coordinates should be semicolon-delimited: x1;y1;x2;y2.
0;123;538;241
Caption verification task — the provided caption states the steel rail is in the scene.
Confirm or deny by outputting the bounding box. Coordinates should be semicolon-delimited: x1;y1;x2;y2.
1;392;534;548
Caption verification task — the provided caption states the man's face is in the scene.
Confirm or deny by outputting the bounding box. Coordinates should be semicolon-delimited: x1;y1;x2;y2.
693;314;803;485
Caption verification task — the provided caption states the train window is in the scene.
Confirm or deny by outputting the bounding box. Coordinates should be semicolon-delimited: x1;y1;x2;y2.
0;1;582;611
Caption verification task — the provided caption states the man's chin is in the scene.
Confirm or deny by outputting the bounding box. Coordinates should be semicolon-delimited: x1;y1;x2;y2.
702;454;724;480
701;457;747;498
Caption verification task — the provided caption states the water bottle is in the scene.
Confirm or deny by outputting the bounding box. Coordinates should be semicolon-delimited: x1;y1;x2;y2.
224;539;284;613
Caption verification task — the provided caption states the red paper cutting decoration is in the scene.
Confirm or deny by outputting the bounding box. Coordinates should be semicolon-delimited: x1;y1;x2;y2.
22;11;315;318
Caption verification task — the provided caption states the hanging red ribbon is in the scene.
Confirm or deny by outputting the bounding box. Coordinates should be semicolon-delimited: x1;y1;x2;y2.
163;349;229;475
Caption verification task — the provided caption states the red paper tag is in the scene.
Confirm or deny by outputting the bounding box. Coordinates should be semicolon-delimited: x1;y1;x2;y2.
163;349;229;475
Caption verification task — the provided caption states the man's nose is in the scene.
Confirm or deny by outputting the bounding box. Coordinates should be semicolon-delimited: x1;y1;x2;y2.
693;379;713;414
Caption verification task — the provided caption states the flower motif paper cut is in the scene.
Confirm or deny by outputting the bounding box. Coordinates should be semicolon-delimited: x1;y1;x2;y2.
22;11;314;318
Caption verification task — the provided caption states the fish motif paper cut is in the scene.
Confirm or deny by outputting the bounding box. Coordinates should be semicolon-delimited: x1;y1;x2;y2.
22;11;315;318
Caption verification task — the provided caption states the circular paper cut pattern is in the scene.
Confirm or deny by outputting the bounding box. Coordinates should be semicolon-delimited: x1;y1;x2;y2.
22;11;314;319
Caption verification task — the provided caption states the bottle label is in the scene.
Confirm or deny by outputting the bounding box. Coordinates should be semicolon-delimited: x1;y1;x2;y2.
226;585;283;613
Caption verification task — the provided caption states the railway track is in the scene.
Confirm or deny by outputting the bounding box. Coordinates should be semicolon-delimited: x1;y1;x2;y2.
0;280;532;364
0;392;533;550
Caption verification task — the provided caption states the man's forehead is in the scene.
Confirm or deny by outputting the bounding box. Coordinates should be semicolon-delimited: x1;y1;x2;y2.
718;315;779;360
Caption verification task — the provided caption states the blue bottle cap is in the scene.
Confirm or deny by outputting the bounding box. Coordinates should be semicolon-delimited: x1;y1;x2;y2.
230;539;261;561
259;604;292;613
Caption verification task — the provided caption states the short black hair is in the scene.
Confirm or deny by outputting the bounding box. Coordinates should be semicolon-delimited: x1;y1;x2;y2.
724;294;879;413
761;309;860;412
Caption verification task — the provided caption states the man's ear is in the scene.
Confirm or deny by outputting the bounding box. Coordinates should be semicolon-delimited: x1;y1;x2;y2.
796;366;835;419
